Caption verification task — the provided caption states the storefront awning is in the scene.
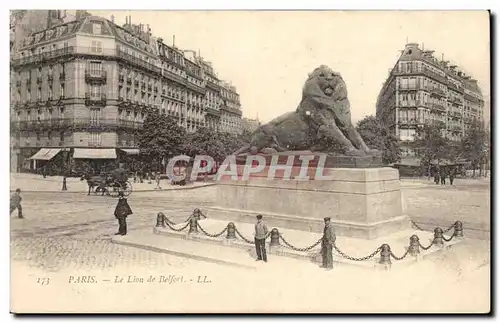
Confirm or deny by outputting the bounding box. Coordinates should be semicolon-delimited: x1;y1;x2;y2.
29;148;62;161
120;148;140;155
73;148;117;159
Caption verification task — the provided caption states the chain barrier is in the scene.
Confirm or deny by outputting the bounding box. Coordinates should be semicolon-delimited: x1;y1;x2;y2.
442;232;455;242
419;240;433;251
164;219;190;232
333;243;381;261
234;227;255;244
444;223;455;233
411;220;424;231
390;248;410;261
279;234;322;252
197;223;228;238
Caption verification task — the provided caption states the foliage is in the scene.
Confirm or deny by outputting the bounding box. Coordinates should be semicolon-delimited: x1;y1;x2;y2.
136;109;186;167
410;123;454;166
460;120;488;169
356;115;401;164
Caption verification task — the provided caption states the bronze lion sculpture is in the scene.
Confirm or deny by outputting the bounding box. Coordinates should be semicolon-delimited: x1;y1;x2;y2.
234;65;380;157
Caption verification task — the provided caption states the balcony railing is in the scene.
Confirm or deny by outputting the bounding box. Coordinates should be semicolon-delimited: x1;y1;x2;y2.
116;49;161;75
430;87;446;97
11;47;75;66
430;103;446;112
85;70;107;83
85;93;107;106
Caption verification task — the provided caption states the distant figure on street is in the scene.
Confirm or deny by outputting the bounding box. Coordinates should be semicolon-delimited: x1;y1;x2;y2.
155;172;162;190
114;191;133;236
433;166;440;185
449;167;455;185
10;188;23;219
321;217;336;270
42;167;47;178
254;214;268;262
62;176;68;191
440;167;447;185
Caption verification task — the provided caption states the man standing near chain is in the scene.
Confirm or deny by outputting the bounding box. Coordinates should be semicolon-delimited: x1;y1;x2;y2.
254;214;268;262
321;217;336;270
10;188;24;219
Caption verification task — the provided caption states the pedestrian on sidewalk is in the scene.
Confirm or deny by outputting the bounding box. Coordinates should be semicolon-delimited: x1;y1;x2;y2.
114;191;133;236
320;217;336;270
155;172;162;190
254;214;268;262
61;176;67;191
10;188;23;219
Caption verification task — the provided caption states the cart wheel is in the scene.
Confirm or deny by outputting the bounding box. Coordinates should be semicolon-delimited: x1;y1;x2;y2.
124;181;133;196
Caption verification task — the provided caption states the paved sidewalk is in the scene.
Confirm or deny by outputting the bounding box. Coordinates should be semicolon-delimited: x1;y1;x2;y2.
10;173;214;193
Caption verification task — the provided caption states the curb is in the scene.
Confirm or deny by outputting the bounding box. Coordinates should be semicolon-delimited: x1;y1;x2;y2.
111;236;256;270
9;183;217;193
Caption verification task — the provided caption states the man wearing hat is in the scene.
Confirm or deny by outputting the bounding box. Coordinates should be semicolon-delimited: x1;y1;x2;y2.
321;217;336;270
114;190;133;236
254;214;269;262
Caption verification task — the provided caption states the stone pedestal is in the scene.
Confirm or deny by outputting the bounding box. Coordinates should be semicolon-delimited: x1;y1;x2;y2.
209;167;410;239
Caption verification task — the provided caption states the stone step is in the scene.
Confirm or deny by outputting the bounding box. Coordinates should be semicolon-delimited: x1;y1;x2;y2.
143;218;465;269
111;228;323;271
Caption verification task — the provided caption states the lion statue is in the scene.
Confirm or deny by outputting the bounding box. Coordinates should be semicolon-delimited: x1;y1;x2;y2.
233;65;380;157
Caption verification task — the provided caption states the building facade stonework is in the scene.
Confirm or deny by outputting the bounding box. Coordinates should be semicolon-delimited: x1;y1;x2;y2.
10;11;243;173
376;43;485;158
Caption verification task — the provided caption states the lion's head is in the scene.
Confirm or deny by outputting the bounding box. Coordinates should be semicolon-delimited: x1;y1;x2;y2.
302;65;347;102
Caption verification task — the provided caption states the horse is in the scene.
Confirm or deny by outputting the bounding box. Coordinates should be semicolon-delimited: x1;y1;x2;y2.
81;173;107;196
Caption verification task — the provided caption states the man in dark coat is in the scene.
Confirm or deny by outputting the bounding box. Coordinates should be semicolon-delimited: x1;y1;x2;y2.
10;188;23;219
440;166;447;185
449;166;456;185
254;214;269;262
114;191;133;235
321;217;336;270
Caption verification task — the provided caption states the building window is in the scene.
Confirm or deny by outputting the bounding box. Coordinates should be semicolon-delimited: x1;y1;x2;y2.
90;85;101;98
92;23;102;35
91;41;102;53
37;88;41;101
89;61;102;76
48;86;53;100
89;132;101;146
90;108;101;124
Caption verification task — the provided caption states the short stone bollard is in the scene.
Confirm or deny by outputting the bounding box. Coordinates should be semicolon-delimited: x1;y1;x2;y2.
454;221;464;238
269;228;280;247
378;244;392;268
188;217;198;234
226;222;236;239
408;235;420;258
156;212;166;227
433;227;444;247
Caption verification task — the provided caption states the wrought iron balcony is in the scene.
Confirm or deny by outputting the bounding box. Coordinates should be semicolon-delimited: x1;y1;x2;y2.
430;103;446;113
116;49;161;75
11;47;75;67
84;93;107;106
430;87;446;97
85;70;107;84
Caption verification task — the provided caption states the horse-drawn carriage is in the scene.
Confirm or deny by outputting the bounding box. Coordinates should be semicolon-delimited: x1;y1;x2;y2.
83;173;133;197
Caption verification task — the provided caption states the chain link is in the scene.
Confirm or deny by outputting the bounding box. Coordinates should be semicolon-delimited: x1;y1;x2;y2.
419;241;433;251
333;243;381;261
411;220;424;231
279;234;322;252
234;228;255;244
442;232;454;242
444;223;455;233
197;223;228;238
390;248;410;260
164;220;190;232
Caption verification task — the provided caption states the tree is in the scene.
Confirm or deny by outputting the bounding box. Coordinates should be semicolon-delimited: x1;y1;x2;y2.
136;109;186;170
356;115;401;164
461;120;487;177
410;122;454;176
181;127;227;162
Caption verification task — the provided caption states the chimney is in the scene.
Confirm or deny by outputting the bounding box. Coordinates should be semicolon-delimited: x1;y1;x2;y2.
110;14;115;23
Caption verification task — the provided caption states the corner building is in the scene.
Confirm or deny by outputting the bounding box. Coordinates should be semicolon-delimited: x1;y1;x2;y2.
376;43;484;158
10;12;243;173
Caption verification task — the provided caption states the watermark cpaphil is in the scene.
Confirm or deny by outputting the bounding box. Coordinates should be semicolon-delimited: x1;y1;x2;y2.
165;154;334;181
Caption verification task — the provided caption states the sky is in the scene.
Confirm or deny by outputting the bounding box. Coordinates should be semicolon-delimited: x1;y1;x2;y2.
89;10;490;124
